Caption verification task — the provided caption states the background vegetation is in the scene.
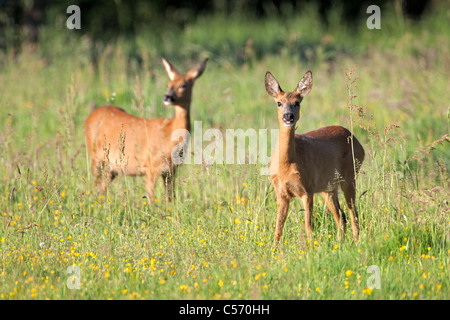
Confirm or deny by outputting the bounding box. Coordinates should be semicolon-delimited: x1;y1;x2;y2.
0;0;448;300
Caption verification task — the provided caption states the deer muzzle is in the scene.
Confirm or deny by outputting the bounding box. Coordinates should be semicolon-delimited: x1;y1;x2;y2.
282;113;295;127
163;88;176;106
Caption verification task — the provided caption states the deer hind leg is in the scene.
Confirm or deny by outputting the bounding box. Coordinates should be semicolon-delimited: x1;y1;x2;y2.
273;195;290;245
340;180;360;242
162;169;176;203
301;193;314;241
322;190;347;241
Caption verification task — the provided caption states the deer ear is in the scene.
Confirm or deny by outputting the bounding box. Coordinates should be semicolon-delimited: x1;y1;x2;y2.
265;72;282;98
162;58;180;81
296;71;313;97
187;58;208;79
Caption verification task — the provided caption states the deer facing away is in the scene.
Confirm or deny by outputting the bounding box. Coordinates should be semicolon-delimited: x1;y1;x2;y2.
84;58;208;201
265;70;365;243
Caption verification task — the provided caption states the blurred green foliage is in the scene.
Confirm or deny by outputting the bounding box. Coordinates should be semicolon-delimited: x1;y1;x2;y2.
0;0;431;53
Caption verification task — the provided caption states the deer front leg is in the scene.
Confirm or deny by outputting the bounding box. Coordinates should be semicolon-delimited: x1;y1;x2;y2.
92;159;116;194
274;195;290;245
145;170;159;203
302;193;314;241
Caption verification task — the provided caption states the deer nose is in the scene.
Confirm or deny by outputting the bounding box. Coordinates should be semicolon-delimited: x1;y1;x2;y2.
282;113;295;122
163;94;173;101
163;94;175;105
282;113;295;127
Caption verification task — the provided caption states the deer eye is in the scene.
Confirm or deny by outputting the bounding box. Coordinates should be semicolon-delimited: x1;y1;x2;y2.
294;101;300;108
277;102;282;107
179;83;186;89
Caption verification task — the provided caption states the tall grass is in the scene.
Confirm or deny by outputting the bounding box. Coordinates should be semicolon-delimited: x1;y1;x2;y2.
0;3;449;300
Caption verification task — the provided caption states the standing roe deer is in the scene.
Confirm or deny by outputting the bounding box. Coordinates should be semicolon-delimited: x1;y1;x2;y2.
84;58;208;201
265;70;364;243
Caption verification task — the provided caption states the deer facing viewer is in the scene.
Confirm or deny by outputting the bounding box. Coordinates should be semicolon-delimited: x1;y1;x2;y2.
84;58;208;201
265;70;365;243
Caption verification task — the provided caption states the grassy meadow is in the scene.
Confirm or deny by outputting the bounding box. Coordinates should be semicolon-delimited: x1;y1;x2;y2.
0;3;449;300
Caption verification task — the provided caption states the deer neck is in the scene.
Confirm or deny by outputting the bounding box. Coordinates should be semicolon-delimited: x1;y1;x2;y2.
172;105;191;132
277;125;296;171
